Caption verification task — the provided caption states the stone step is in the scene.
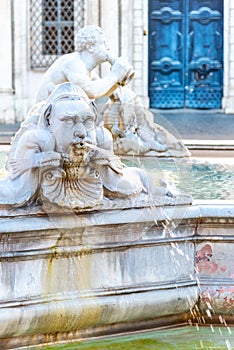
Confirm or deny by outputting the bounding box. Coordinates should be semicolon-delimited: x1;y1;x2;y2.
184;139;234;150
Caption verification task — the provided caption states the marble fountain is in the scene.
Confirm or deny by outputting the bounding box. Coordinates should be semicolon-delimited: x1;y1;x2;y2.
0;25;233;349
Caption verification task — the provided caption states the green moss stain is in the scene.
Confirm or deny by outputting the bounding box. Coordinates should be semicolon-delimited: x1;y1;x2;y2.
45;247;59;293
42;248;103;334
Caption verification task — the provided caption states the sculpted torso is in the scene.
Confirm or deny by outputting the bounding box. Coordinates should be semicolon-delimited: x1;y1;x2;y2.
37;53;91;101
37;25;134;102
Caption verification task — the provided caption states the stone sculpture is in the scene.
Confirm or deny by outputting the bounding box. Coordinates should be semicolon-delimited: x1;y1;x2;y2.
0;82;191;209
0;83;155;209
0;25;191;209
37;25;134;102
37;24;189;157
101;86;189;157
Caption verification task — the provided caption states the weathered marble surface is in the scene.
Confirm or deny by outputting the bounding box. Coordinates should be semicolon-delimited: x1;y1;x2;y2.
193;202;234;323
0;202;233;349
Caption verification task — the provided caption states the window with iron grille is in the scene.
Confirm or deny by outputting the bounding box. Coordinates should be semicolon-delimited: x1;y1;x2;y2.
30;0;84;69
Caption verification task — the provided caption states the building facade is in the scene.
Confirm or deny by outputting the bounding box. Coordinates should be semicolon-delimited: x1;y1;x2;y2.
0;0;234;124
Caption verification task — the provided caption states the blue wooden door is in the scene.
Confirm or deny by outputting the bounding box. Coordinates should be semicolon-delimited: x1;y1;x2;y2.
148;0;223;109
148;0;185;108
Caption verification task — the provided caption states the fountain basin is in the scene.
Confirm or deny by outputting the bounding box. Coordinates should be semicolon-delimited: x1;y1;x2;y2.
0;202;233;349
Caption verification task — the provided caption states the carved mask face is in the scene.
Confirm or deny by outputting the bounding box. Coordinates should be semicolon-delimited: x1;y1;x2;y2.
49;99;97;156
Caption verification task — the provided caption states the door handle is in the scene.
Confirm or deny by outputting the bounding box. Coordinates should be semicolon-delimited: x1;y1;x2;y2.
188;31;194;49
215;31;221;50
177;31;182;50
150;31;156;49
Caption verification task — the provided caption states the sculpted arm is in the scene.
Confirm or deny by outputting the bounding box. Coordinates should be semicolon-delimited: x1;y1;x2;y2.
65;58;132;99
67;72;118;99
8;129;61;180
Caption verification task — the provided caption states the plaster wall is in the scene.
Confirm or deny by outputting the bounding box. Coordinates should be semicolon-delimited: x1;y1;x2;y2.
131;0;148;102
223;0;234;112
0;0;14;123
0;0;12;92
0;0;31;124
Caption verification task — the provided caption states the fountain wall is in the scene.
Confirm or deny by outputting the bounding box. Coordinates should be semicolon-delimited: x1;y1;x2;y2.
0;202;233;349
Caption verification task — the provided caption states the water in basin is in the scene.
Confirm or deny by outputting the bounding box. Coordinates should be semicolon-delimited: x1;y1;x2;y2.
123;156;234;200
40;326;234;349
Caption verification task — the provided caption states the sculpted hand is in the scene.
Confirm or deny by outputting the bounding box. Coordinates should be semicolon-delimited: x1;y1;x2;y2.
111;125;124;138
111;57;134;85
81;143;124;174
34;151;61;168
9;151;61;180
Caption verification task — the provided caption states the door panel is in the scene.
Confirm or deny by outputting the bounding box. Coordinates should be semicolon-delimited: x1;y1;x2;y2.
186;0;223;108
148;0;223;109
148;0;185;108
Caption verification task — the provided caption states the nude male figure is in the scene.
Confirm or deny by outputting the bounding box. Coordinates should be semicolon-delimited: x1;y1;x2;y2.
37;25;133;102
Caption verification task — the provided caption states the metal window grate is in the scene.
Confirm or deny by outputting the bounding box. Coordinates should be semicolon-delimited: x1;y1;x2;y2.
30;0;84;69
